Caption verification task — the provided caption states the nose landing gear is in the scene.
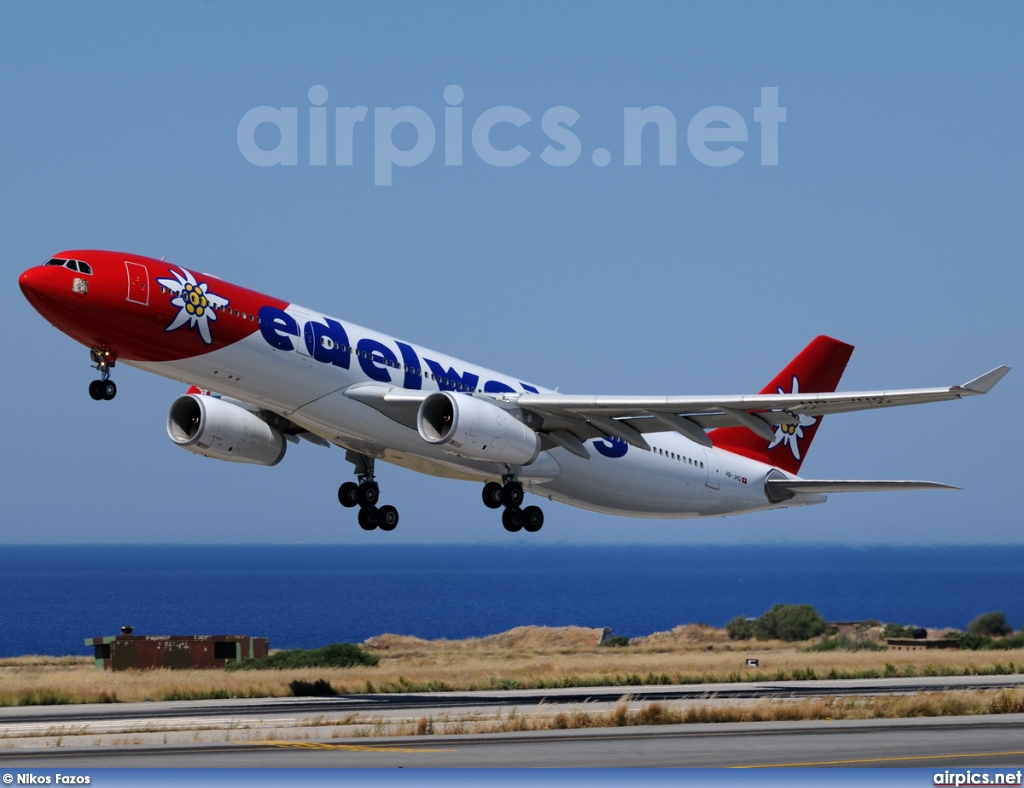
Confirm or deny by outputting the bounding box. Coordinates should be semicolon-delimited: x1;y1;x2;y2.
484;476;544;533
88;348;118;401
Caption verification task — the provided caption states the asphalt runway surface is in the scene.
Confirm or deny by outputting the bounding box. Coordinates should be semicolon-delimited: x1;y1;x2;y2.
0;676;1022;768
2;717;1024;768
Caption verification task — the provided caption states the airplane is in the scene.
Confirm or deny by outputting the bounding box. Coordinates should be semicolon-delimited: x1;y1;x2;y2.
19;250;1010;533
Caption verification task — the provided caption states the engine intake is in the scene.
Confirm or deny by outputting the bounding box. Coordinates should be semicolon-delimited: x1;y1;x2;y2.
417;391;541;466
167;394;287;466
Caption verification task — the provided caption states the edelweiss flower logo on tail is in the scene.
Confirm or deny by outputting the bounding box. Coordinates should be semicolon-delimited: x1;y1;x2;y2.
767;376;817;461
156;268;229;345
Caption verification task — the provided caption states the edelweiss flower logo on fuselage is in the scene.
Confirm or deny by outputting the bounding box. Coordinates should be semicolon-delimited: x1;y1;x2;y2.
767;376;817;461
156;268;229;345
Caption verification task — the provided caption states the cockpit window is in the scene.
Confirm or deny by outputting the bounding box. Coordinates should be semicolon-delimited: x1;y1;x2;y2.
43;258;92;275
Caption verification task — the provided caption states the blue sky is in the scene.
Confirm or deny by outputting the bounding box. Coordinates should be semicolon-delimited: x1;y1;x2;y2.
2;2;1020;544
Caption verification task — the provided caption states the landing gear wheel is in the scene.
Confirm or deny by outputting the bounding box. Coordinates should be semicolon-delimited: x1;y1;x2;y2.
501;482;524;508
338;482;360;508
482;482;504;509
522;505;544;533
357;482;380;508
87;347;118;401
502;507;523;533
378;505;399;531
358;507;379;531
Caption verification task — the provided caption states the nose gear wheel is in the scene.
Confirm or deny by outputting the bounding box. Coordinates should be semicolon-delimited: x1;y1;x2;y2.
88;347;118;401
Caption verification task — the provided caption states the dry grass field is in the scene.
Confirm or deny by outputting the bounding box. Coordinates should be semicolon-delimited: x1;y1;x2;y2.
1;625;1022;707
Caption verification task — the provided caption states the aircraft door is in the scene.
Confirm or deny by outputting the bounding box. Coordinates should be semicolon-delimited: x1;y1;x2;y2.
703;448;721;490
125;261;150;305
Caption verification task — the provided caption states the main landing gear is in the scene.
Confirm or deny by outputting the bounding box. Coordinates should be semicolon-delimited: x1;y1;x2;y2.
482;475;544;533
338;452;399;532
88;348;118;401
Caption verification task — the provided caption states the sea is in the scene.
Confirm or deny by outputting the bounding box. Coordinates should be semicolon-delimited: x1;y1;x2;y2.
0;544;1021;657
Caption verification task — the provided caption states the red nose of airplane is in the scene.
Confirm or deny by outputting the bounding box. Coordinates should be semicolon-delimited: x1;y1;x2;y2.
19;266;56;307
20;263;83;323
19;266;42;297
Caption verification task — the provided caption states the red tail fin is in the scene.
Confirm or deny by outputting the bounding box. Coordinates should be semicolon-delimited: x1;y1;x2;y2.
708;336;854;474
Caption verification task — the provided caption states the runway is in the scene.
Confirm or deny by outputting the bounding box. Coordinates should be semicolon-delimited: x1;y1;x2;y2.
0;676;1022;767
1;716;1023;768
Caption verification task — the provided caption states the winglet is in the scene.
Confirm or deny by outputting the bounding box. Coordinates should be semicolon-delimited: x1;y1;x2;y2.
960;365;1011;394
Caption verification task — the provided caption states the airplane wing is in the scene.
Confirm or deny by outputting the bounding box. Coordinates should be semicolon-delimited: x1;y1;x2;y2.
507;365;1011;455
343;366;1009;460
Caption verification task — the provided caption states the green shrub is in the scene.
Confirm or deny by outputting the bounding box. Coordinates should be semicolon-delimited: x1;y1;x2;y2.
884;623;916;639
957;633;993;651
991;633;1024;650
227;642;379;671
754;604;828;642
726;616;754;641
968;612;1013;638
600;635;630;647
806;636;886;652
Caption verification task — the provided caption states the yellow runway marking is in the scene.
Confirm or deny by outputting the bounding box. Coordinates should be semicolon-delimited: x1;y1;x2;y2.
735;750;1024;768
260;740;454;753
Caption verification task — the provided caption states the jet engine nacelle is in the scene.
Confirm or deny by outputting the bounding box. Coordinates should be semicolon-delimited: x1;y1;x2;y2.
167;394;287;466
417;391;541;466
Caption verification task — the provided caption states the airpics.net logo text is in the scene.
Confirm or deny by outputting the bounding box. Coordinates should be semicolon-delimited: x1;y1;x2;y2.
236;85;786;186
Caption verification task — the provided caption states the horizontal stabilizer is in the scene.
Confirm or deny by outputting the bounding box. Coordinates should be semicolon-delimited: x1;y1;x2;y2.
766;478;959;498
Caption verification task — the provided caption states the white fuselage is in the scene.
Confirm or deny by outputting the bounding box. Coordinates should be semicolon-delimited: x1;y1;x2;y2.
128;301;815;519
